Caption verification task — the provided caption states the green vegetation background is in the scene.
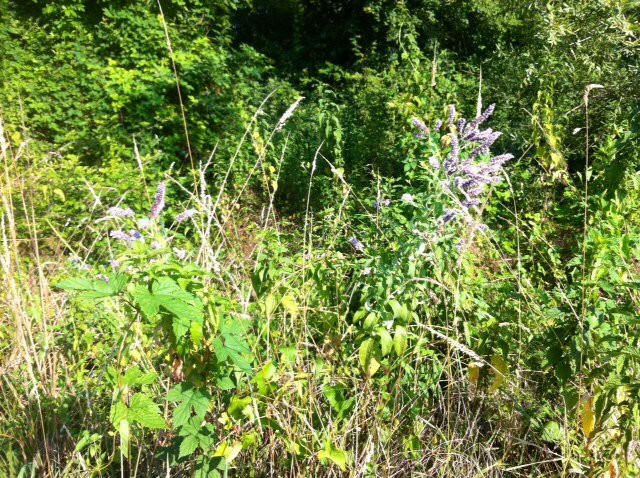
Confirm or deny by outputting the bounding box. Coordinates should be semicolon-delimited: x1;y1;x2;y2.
1;0;639;476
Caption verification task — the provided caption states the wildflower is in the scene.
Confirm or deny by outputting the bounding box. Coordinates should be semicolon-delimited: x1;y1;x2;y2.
441;209;458;224
110;229;132;242
428;156;440;170
349;238;365;252
362;267;372;276
138;217;151;229
129;230;144;242
276;97;304;131
175;209;197;223
412;117;429;135
150;182;166;219
463;103;495;134
109;260;120;269
107;206;135;219
401;193;416;205
373;198;391;209
434;119;443;131
174;248;187;260
96;274;110;283
151;241;162;250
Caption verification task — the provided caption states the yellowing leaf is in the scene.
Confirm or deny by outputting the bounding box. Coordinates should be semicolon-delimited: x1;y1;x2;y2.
581;396;595;438
214;441;243;463
489;355;508;392
53;188;66;202
281;295;299;317
468;363;480;389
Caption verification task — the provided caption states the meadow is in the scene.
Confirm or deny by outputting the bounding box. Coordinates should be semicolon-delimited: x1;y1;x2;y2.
1;1;639;476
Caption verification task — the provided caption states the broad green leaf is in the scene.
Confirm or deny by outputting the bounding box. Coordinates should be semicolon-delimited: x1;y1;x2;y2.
377;327;393;356
179;435;199;458
542;421;564;443
132;277;203;341
358;338;380;377
281;295;299;316
129;393;165;429
318;441;349;471
393;325;408;356
167;384;211;427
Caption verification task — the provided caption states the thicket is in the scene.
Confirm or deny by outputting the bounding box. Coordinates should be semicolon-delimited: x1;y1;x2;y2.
1;0;640;476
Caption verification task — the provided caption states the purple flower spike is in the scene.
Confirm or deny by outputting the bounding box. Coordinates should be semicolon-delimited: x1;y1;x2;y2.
412;117;429;135
447;105;456;125
434;119;443;131
464;103;495;133
441;209;458;224
150;182;166;219
175;209;198;223
429;156;440;170
349;238;365;252
107;207;135;219
110;230;132;242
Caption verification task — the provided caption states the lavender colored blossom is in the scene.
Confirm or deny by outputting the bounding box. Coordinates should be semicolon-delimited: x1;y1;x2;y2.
110;260;120;269
349;238;365;252
373;198;391;209
175;209;198;223
138;218;151;229
441;209;458;224
462;199;481;208
110;229;132;242
457;118;467;133
428;156;440;170
434;119;443;131
107;206;135;219
151;241;162;250
412;117;429;135
361;267;372;276
401;193;416;205
174;248;187;260
96;274;110;283
464;103;495;134
150;182;166;219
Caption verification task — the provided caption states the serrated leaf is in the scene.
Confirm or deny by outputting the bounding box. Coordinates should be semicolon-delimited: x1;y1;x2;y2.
129;393;165;429
132;277;203;341
179;435;199;458
167;384;211;427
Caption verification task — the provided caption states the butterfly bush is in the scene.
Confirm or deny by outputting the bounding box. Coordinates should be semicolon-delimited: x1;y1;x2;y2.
413;103;514;232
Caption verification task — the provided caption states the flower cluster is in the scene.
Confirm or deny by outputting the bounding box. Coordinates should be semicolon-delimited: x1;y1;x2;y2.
110;229;144;245
413;104;514;229
150;182;166;219
107;206;135;219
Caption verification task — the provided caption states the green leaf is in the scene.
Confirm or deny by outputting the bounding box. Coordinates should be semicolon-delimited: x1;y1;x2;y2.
377;327;393;356
129;393;166;429
318;441;349;471
393;325;408;356
179;435;199;458
358;338;380;377
132;277;203;341
167;384;211;427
